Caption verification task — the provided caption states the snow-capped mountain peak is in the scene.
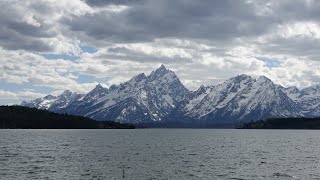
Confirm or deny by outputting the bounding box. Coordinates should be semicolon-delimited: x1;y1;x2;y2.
257;75;273;84
153;64;169;75
92;84;106;92
43;94;56;100
149;64;177;81
21;66;320;126
21;94;57;109
60;90;73;97
45;65;190;123
82;84;108;101
133;73;147;81
126;73;147;87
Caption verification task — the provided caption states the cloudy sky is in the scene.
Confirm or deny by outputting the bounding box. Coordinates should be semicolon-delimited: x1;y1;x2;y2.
1;0;320;104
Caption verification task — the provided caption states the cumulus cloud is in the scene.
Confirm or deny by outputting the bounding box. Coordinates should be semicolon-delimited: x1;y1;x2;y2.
0;0;92;54
0;48;102;93
0;90;18;100
0;89;46;104
65;0;272;44
1;0;320;104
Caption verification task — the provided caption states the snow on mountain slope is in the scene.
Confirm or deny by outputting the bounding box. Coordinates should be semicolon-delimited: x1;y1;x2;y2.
50;85;108;116
185;74;253;117
185;75;302;123
83;84;108;102
21;90;85;111
222;76;301;121
47;90;85;112
297;84;320;116
21;65;320;125
278;84;320;116
21;95;57;109
279;86;300;101
30;65;191;123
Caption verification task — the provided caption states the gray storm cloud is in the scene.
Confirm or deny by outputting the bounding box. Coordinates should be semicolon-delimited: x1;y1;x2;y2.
1;0;320;104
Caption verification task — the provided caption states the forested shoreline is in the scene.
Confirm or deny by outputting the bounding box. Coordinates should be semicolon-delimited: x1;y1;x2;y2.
0;106;135;129
239;117;320;129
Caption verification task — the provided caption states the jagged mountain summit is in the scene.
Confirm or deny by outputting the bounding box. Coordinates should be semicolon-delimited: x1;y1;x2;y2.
21;65;320;126
23;65;190;124
21;90;84;111
185;75;302;125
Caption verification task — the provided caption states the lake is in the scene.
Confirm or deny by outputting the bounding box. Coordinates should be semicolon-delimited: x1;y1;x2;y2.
1;129;320;179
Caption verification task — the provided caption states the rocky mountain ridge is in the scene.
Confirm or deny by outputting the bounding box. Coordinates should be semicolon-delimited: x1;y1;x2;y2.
21;65;320;126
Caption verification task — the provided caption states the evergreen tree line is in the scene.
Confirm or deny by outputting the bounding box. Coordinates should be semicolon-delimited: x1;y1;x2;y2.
0;106;135;129
239;117;320;129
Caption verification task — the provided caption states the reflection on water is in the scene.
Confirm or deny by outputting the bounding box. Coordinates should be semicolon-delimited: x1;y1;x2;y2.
1;129;320;179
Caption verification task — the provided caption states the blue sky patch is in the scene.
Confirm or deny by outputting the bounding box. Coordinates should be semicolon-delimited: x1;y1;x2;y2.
76;74;112;84
40;45;97;61
80;45;98;54
255;57;282;68
0;82;54;94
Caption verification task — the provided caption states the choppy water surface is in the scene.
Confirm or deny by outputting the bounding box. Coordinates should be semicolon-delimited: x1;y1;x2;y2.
1;129;320;179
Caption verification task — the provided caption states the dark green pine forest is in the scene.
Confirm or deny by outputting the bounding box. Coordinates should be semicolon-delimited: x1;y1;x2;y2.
0;106;135;129
240;117;320;129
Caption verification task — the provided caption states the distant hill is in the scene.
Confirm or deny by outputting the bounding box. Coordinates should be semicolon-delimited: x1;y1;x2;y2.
0;106;135;129
239;117;320;129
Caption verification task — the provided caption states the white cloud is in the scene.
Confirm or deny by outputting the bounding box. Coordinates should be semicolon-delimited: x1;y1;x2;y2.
0;89;45;101
0;90;18;100
0;48;101;94
1;0;320;104
0;0;93;54
278;22;320;39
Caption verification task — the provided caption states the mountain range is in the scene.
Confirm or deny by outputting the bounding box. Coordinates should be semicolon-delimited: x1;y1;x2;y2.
21;65;320;127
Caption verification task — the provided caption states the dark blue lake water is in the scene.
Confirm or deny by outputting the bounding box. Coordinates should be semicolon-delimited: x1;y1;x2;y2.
1;129;320;179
